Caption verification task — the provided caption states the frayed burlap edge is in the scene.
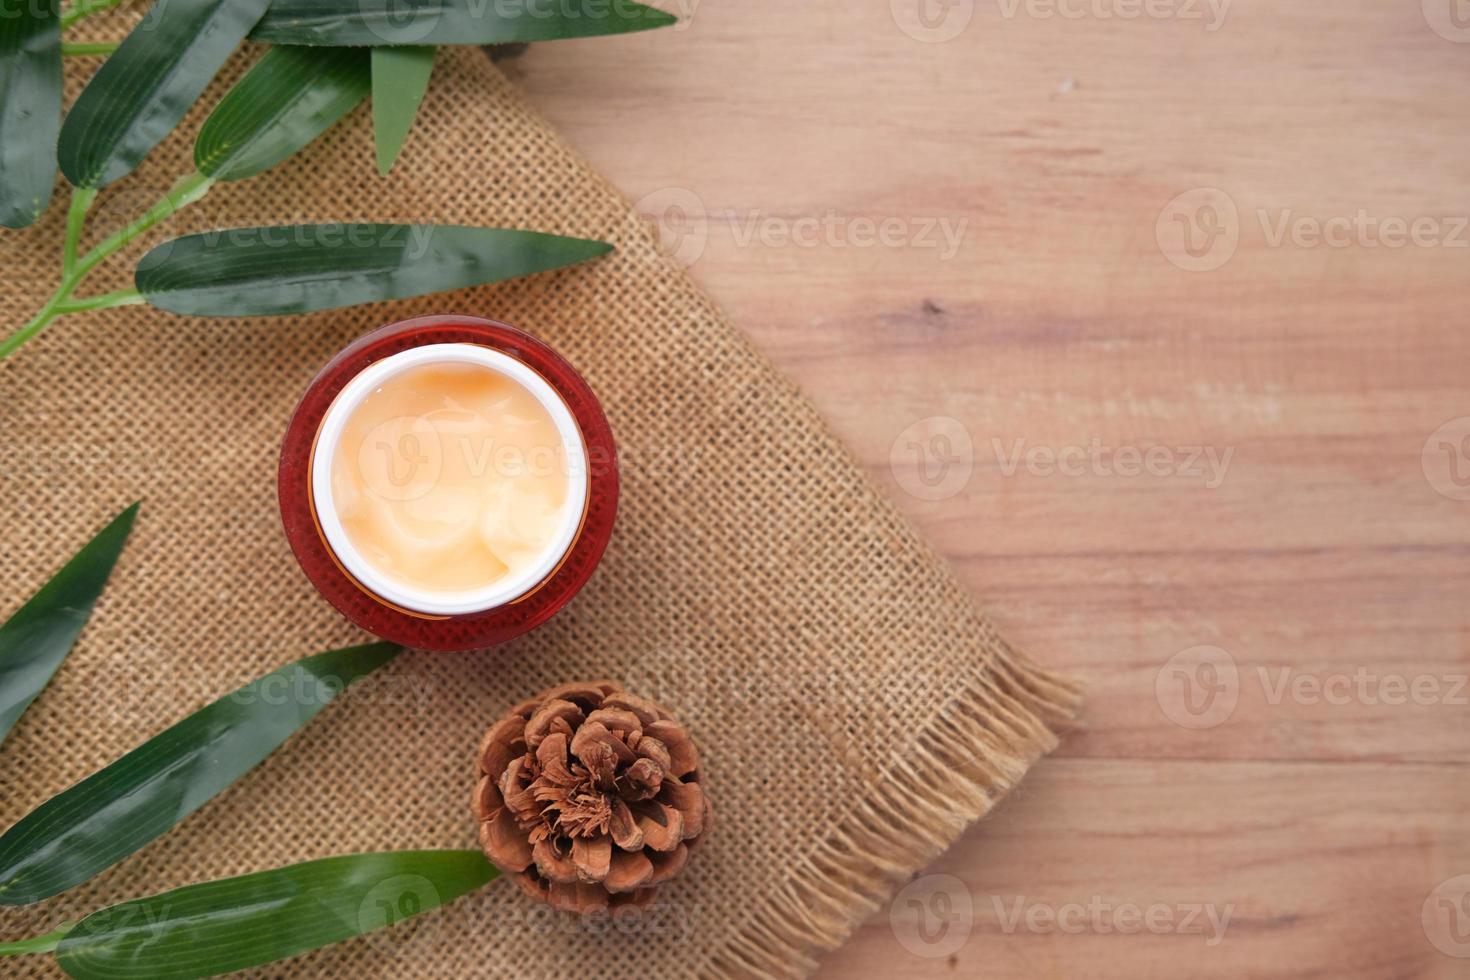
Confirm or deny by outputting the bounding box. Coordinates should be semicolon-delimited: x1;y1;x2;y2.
474;53;1086;976
704;646;1081;979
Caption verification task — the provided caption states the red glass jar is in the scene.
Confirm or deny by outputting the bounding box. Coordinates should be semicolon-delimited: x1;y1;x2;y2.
278;315;618;651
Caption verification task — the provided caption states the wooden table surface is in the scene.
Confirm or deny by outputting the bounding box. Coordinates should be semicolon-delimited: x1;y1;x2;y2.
511;3;1469;977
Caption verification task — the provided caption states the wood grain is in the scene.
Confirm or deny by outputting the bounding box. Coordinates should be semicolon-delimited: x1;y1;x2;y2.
511;2;1469;976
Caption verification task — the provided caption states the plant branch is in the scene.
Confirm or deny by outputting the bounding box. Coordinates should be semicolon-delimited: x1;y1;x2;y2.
71;171;215;286
0;295;70;362
59;0;127;31
61;40;121;56
63;187;97;276
0;172;215;361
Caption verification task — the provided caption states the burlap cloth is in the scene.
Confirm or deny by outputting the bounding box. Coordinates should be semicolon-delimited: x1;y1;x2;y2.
0;28;1079;980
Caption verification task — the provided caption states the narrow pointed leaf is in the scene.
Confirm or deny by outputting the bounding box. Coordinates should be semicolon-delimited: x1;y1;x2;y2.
252;0;676;45
0;642;401;906
58;0;272;188
371;46;435;176
0;504;137;747
55;851;497;978
136;224;613;317
0;0;62;227
196;45;370;182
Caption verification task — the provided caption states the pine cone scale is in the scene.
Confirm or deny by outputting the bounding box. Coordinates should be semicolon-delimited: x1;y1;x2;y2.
478;716;527;777
660;777;706;838
609;797;644;851
647;842;688;885
479;807;533;873
604;849;654;893
572;835;612;883
632;800;683;852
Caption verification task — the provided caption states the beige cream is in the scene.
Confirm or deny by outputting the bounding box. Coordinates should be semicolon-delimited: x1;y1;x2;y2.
329;361;570;595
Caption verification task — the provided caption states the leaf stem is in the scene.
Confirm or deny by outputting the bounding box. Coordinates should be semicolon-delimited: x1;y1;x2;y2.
59;0;127;31
57;289;145;315
61;40;121;57
0;172;215;361
63;187;97;277
0;923;73;956
71;171;215;286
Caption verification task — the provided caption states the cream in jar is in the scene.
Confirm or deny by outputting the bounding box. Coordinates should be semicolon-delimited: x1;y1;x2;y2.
311;344;587;616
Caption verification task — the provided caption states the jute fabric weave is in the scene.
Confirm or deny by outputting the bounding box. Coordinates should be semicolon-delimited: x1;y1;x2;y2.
0;32;1079;980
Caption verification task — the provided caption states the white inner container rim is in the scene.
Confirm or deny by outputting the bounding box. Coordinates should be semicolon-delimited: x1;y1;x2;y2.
311;343;589;616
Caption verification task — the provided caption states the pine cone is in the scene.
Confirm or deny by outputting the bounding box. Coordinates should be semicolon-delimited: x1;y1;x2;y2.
474;681;713;915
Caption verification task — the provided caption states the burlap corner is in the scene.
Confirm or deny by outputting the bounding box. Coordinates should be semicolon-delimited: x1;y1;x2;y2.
0;29;1079;980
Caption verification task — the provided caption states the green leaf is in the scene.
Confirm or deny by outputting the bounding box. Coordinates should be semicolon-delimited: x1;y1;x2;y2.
0;504;137;748
135;224;612;317
0;642;401;906
196;45;370;182
0;0;62;227
371;46;435;176
55;851;497;978
252;0;676;45
57;0;272;188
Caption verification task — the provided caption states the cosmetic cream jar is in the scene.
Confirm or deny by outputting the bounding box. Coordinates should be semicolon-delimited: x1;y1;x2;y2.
278;315;618;651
